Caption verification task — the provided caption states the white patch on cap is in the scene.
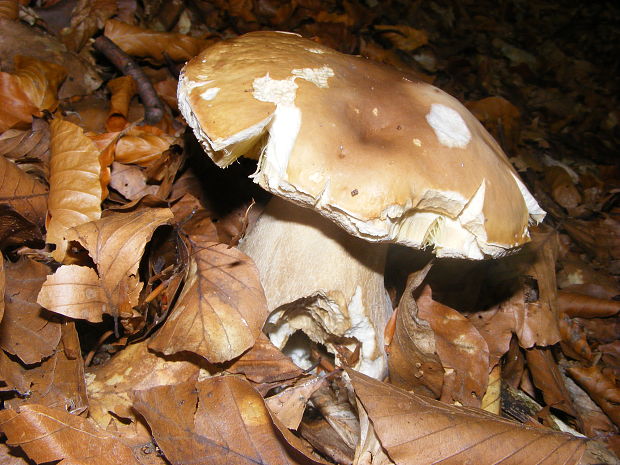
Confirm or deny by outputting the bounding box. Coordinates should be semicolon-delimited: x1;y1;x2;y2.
413;138;422;146
426;103;471;148
306;47;325;54
291;66;334;88
253;74;298;105
200;87;220;101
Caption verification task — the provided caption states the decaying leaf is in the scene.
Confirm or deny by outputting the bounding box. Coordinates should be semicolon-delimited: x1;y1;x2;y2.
466;96;521;152
10;56;66;113
60;0;118;53
558;291;620;318
266;376;324;430
567;365;620;428
0;155;47;227
109;161;160;200
38;208;174;321
375;25;428;51
133;376;325;465
348;369;587;465
0;403;140;464
46;117;103;262
114;127;177;166
104;19;211;63
106;75;137;131
0;71;38;132
0;258;61;364
416;284;490;407
149;239;268;363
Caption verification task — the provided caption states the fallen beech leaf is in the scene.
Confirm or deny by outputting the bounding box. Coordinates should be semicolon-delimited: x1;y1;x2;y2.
469;298;515;368
11;56;66;113
154;78;179;111
266;376;324;429
0;254;4;324
0;258;61;364
0;18;102;99
525;347;577;417
417;284;490;407
114;128;177;166
46;117;103;262
0;155;47;227
567;365;620;428
149;239;268;363
104;19;210;63
0;404;140;464
375;25;428;51
87;339;202;438
544;166;582;209
0;118;51;171
558;315;593;362
387;266;443;397
558;291;620;318
481;365;502;414
466;96;521;152
39;208;174;321
133;376;325;465
226;333;304;385
564;216;620;262
300;418;357;465
106;75;137;131
0;71;38;131
348;369;587;465
577;317;620;344
109;161;159;200
1;322;88;414
0;0;18;20
60;0;118;53
517;226;562;347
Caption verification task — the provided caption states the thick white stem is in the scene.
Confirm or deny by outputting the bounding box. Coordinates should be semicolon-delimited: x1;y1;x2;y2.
239;196;391;379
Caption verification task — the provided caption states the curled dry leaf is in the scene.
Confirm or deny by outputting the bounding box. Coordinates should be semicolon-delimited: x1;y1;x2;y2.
558;291;620;318
0;258;61;365
558;315;593;362
114;127;177;166
46;118;103;262
567;365;620;428
0;118;51;172
525;347;577;418
374;25;428;51
109;161;159;201
106;75;137;132
387;266;444;398
104;19;210;63
0;70;38;131
0;155;47;226
416;284;490;407
38;208;174;321
564;216;620;262
133;376;326;465
154;78;179;111
0;403;140;465
266;376;325;430
1;322;88;414
348;369;587;465
60;0;118;53
544;166;582;209
465;96;521;152
149;239;268;363
10;56;66;113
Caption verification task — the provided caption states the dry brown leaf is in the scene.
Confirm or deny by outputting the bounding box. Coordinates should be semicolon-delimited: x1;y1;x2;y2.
481;364;501;415
149;239;268;363
0;118;51;175
266;376;324;430
375;25;428;51
104;19;210;63
133;376;325;465
387;266;444;398
517;226;562;348
38;208;174;321
567;365;620;428
11;56;66;113
1;322;88;413
0;155;47;227
466;96;521;152
0;254;4;324
558;315;593;362
544;166;582;209
300;418;358;465
558;291;620;318
60;0;118;52
87;339;202;439
109;161;160;200
348;369;587;465
417;284;490;407
0;258;61;364
0;71;38;131
154;78;179;111
46;117;103;262
0;403;141;464
0;18;101;99
0;0;19;20
115;128;177;166
0;205;43;250
578;317;620;345
469;298;515;369
106;76;137;132
525;347;577;417
564;216;620;262
225;333;304;386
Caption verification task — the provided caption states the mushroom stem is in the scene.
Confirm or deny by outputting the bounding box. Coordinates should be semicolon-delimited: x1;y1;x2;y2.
239;196;391;379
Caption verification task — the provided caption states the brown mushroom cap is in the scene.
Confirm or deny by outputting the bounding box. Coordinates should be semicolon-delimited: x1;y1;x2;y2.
179;31;544;259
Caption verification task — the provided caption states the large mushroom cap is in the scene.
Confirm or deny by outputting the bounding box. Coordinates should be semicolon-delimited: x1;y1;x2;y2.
179;31;544;259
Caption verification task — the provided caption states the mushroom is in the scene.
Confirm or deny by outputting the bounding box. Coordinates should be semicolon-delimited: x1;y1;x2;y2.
178;31;545;378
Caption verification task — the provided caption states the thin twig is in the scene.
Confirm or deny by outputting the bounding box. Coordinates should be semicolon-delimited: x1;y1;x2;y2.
93;36;164;125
